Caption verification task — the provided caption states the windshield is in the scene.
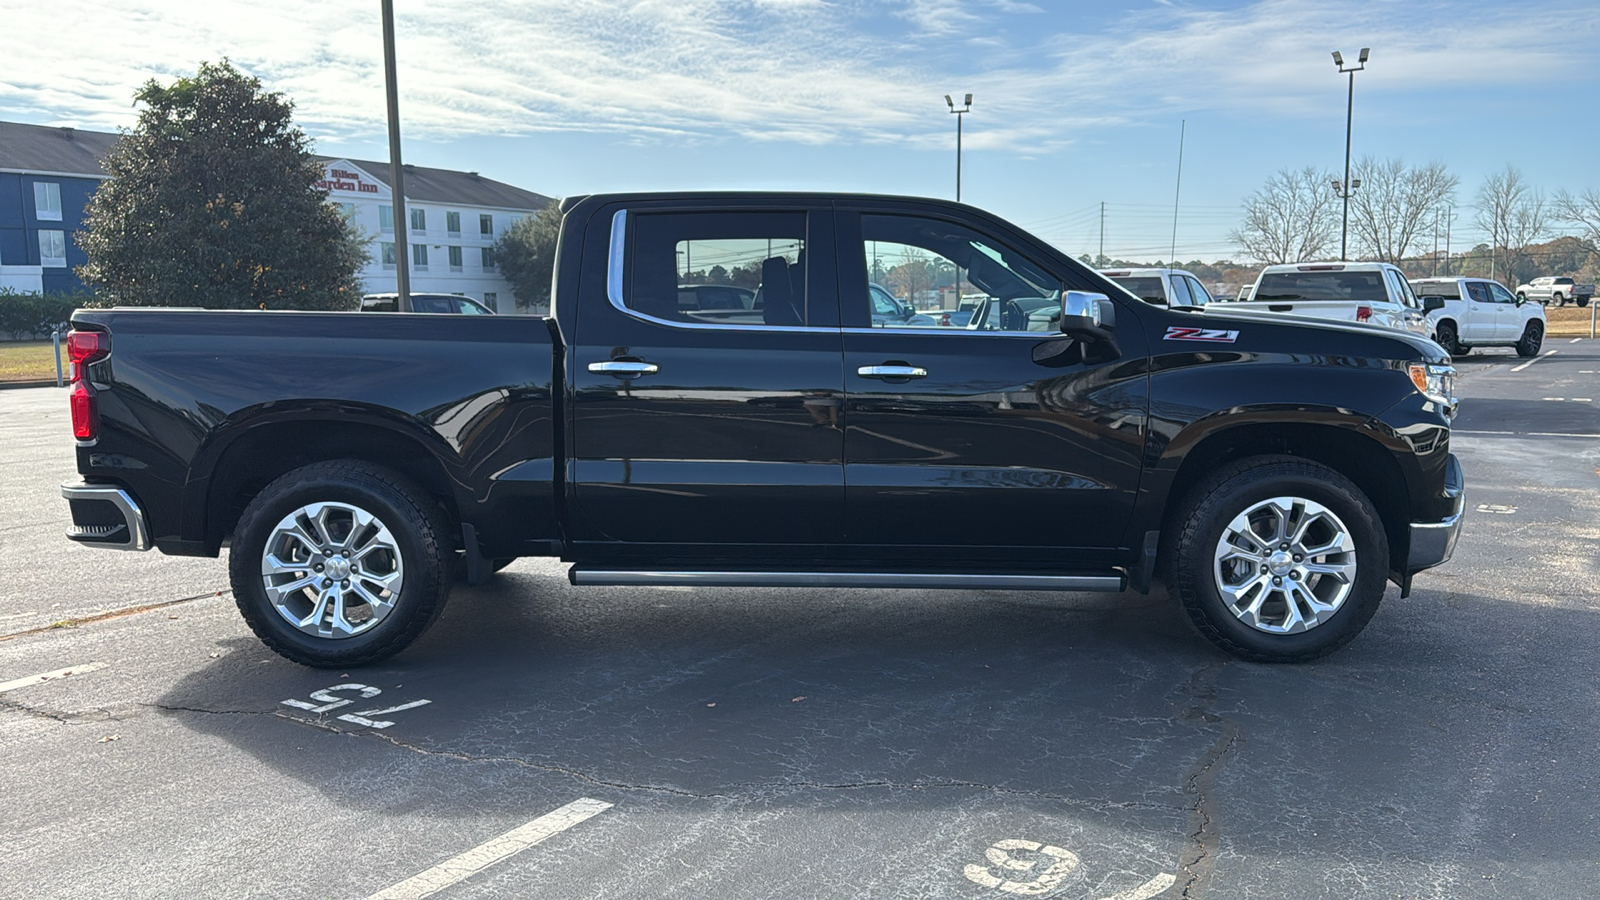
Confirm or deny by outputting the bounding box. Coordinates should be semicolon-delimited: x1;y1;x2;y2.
1254;271;1388;303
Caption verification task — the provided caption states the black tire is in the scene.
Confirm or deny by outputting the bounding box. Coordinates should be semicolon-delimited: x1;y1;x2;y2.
1579;297;1590;308
1434;320;1465;356
1516;320;1544;358
229;461;453;667
1163;456;1389;663
1553;293;1566;307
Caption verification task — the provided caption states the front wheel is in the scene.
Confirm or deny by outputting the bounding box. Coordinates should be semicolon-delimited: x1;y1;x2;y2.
1164;456;1388;663
229;461;453;667
1516;320;1544;358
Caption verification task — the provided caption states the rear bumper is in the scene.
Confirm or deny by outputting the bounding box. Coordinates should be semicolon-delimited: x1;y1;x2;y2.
61;483;151;551
1406;453;1464;572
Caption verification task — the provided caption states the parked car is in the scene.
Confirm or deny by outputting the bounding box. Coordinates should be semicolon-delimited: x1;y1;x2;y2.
677;283;756;312
1515;276;1594;308
1098;268;1214;307
361;293;494;315
1412;277;1545;357
60;191;1462;667
1230;262;1431;336
869;283;938;328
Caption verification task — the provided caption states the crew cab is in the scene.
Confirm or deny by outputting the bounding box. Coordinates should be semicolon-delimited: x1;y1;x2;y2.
1227;262;1431;336
1099;268;1215;307
59;192;1465;668
1515;276;1594;308
1412;276;1545;357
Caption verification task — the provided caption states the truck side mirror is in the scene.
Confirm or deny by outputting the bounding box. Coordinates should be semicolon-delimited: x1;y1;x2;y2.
1060;291;1111;339
1421;295;1446;312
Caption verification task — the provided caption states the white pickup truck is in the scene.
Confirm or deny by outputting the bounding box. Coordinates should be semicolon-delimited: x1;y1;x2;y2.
1515;276;1594;308
1224;262;1431;336
1412;276;1545;357
1098;268;1214;307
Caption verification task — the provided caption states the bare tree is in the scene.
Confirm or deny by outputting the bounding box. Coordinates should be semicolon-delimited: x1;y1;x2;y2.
1474;166;1549;286
1229;167;1339;264
1347;157;1458;264
1554;187;1600;252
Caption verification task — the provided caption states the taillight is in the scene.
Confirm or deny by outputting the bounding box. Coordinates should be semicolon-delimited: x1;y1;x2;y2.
1356;306;1372;322
66;330;108;441
71;380;97;440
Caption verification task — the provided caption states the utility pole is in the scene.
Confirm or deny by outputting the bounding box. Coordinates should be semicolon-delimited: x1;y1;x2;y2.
381;0;410;309
1099;202;1105;266
1444;206;1452;276
1170;120;1185;269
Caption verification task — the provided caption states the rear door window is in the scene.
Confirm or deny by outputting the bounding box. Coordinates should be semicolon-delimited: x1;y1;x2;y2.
1465;282;1491;304
1108;276;1165;304
625;211;814;327
1168;275;1193;306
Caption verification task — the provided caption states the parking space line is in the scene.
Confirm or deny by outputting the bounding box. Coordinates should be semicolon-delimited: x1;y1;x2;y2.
1510;350;1557;372
365;798;613;900
1570;338;1583;343
0;662;106;695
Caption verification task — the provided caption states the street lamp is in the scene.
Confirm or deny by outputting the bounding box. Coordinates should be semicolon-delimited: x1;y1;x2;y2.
1331;47;1369;261
945;93;972;202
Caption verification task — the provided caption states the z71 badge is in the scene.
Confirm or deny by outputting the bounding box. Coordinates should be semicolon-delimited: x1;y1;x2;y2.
1164;326;1240;343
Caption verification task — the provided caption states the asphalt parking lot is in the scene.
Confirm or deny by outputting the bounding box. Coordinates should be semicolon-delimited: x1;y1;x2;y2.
3;343;1598;900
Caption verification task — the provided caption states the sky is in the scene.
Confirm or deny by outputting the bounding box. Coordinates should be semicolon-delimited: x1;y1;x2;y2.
3;0;1597;264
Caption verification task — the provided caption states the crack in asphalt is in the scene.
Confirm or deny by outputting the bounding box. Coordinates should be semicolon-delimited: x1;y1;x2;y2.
1175;662;1242;899
0;590;229;642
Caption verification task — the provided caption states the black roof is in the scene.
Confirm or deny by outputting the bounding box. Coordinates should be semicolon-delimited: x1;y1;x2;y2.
0;121;118;176
329;157;553;212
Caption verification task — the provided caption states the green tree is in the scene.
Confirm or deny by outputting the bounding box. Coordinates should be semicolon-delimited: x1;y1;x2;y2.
77;60;366;309
493;203;562;311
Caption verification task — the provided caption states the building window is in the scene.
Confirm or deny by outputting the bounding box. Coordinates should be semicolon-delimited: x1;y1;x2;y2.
381;242;396;270
481;246;497;271
480;214;494;238
39;230;67;267
336;202;356;219
446;211;461;237
379;206;394;233
483;292;498;312
410;208;426;233
33;183;63;221
412;244;429;271
448;245;463;272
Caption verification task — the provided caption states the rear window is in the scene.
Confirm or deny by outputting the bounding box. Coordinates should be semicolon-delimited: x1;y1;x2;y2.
1413;282;1460;300
1555;277;1574;285
1254;271;1388;303
1109;276;1166;304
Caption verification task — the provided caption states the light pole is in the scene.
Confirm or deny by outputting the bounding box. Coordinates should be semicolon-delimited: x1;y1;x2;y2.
945;93;972;202
1331;47;1369;261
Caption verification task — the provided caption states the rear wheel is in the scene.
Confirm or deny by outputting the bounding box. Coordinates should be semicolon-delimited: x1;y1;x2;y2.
1553;293;1566;307
1516;320;1544;358
229;461;453;667
1434;321;1465;356
1165;456;1388;663
1580;297;1591;308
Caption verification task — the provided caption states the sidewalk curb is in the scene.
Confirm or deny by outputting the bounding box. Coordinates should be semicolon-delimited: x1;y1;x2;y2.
0;380;61;391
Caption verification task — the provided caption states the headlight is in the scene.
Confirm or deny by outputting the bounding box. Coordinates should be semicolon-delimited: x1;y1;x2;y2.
1408;363;1456;406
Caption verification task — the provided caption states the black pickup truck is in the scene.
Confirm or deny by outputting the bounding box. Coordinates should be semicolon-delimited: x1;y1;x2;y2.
60;192;1464;666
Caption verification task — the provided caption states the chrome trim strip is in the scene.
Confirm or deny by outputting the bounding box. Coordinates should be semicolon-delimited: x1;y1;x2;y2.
602;206;836;335
840;326;1066;338
60;483;152;551
606;208;627;309
569;568;1125;592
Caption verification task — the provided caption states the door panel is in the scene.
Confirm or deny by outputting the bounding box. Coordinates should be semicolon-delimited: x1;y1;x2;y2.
570;205;845;551
838;209;1148;565
1463;281;1493;342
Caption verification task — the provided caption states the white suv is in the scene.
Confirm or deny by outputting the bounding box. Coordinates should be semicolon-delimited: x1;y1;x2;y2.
1412;277;1545;357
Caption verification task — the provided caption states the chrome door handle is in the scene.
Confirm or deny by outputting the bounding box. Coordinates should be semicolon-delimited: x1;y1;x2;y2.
857;364;927;379
588;360;659;377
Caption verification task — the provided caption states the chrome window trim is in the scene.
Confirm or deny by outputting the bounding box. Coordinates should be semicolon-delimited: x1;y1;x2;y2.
840;325;1068;338
603;207;836;335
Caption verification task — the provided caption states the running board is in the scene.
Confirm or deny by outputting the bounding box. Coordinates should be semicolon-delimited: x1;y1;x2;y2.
568;568;1125;592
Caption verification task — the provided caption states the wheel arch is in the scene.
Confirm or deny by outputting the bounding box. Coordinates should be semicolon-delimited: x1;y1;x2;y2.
1161;422;1410;575
192;405;463;554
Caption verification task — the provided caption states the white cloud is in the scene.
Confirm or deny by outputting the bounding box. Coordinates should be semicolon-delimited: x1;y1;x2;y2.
0;0;1594;154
